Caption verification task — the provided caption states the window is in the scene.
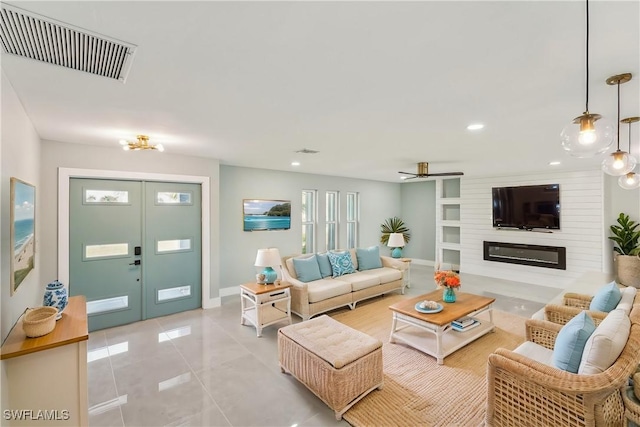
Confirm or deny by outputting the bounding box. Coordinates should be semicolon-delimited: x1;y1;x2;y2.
346;192;359;248
156;191;192;205
326;191;338;251
84;189;129;204
301;190;317;254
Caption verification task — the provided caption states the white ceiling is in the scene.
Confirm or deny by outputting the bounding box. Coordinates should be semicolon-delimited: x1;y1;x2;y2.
2;1;639;182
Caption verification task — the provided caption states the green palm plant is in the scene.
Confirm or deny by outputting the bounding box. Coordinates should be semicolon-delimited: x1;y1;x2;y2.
609;213;640;255
380;217;411;246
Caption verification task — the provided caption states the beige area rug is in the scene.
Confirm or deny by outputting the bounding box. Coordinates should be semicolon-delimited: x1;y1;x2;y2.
329;294;526;427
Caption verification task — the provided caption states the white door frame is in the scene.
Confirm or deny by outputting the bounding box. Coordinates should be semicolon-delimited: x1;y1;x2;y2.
58;167;215;309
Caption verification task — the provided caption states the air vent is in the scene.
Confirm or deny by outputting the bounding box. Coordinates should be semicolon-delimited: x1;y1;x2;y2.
0;4;136;82
295;148;320;154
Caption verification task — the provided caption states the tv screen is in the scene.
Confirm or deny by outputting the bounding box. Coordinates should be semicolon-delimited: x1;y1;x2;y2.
492;184;560;230
243;199;291;231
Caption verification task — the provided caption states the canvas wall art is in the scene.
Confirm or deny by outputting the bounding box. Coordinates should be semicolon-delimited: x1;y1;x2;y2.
11;177;36;294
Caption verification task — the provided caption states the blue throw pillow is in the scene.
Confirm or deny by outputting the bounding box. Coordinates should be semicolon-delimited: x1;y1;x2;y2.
293;255;322;283
356;246;382;271
327;251;356;277
552;311;596;373
316;253;333;278
590;281;622;312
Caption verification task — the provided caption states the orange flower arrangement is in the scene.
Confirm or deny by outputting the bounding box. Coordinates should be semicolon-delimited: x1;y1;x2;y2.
434;270;461;289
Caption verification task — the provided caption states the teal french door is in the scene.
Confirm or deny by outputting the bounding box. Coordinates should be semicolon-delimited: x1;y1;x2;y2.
69;178;202;331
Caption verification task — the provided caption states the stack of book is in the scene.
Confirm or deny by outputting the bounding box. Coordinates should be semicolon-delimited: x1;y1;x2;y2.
451;316;480;332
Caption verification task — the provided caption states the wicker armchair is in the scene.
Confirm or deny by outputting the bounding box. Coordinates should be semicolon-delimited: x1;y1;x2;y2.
486;306;640;427
544;288;638;326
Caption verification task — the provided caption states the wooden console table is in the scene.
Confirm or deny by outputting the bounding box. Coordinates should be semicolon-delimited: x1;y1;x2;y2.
1;295;89;426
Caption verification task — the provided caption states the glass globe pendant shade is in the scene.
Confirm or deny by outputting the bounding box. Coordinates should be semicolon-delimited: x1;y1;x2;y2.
561;113;614;157
602;150;637;176
618;172;640;190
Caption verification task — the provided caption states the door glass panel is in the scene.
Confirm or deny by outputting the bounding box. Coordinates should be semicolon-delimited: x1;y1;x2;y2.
85;190;129;204
156;192;192;205
157;239;192;253
85;243;129;259
87;296;129;315
157;285;191;302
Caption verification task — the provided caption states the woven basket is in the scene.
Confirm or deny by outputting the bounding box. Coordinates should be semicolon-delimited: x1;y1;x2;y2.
616;254;640;288
22;307;58;338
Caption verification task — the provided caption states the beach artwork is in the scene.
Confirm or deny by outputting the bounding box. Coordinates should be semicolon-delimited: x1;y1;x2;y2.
243;199;291;231
11;178;35;294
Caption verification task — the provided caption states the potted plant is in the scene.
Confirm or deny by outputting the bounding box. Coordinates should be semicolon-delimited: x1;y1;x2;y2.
380;217;411;258
609;213;640;288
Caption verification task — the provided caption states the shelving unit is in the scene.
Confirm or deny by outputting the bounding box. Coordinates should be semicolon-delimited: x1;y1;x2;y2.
435;178;461;270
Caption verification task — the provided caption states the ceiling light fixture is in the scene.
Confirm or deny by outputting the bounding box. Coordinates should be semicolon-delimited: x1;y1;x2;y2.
549;161;561;166
119;135;164;152
618;117;640;190
291;161;300;166
602;73;635;176
467;123;484;130
561;0;614;157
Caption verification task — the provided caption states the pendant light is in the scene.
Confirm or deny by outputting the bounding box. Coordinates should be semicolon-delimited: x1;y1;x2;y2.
561;0;614;157
602;73;636;176
618;117;640;190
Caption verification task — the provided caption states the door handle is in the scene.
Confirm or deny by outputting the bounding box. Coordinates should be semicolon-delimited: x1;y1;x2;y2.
129;260;141;266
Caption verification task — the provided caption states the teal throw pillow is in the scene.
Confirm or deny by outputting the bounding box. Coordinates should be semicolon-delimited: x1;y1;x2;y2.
293;255;322;283
356;246;382;271
327;251;356;277
552;311;596;373
590;281;622;312
316;253;333;278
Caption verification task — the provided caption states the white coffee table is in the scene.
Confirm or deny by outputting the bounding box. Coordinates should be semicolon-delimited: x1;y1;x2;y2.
389;290;495;365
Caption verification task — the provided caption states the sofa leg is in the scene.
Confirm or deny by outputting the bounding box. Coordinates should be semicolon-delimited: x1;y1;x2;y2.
349;302;356;310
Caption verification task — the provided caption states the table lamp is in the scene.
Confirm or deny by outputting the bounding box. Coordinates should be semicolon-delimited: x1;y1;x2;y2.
387;233;405;258
254;248;281;284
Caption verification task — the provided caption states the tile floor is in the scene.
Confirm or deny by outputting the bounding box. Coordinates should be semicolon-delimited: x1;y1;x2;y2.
87;265;561;426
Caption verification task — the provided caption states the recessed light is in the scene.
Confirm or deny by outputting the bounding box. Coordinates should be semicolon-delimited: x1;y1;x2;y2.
549;161;561;166
400;176;408;180
467;123;484;130
291;161;300;166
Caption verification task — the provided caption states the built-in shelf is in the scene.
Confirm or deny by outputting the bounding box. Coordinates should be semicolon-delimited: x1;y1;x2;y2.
436;178;462;268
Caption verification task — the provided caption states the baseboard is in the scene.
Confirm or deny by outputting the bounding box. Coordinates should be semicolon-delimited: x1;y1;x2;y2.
219;285;240;298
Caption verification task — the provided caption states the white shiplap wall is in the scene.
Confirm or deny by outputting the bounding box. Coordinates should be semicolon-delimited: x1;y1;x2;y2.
461;170;604;288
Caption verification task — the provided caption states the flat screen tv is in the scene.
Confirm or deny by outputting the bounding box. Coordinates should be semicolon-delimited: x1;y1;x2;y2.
492;184;560;230
243;199;291;231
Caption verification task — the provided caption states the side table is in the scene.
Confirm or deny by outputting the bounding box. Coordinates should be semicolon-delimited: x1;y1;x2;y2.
399;258;412;288
240;282;292;337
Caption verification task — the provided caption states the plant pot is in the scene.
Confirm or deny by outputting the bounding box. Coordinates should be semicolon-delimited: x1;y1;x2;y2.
615;254;640;288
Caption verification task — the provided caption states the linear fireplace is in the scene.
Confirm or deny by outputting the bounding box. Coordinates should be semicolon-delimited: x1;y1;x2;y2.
483;241;566;270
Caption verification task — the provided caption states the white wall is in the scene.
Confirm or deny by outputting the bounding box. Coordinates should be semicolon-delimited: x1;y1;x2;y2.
461;170;604;288
39;140;221;298
1;71;43;411
219;165;401;288
1;72;42;340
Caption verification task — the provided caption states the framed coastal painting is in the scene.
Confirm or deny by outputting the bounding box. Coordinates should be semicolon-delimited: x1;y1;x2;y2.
10;178;36;295
243;199;291;231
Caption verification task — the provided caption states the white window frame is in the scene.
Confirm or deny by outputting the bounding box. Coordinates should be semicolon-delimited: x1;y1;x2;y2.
301;190;317;254
325;191;339;251
346;192;359;249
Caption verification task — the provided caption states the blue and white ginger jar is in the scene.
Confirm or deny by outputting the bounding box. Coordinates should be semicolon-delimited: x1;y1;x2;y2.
43;280;68;320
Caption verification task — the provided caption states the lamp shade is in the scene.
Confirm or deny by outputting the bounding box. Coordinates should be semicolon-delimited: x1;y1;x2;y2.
387;233;405;248
602;150;637;176
561;114;614;158
254;248;281;267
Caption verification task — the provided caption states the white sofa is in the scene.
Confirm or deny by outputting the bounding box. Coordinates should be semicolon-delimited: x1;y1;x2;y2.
281;248;406;321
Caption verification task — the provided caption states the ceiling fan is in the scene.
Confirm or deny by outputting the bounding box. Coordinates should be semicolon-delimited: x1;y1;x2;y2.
398;162;464;180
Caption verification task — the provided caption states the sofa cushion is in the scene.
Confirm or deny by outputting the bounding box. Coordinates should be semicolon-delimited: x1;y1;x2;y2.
327;251;356;277
590;281;622;312
514;341;554;367
307;279;352;303
344;272;381;292
616;286;637;315
293;255;322;283
365;267;402;283
578;308;631;374
286;254;315;280
316;253;333;278
552;311;596;373
356;246;382;271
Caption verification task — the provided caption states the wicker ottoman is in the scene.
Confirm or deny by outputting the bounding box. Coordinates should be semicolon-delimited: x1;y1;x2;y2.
278;315;383;420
